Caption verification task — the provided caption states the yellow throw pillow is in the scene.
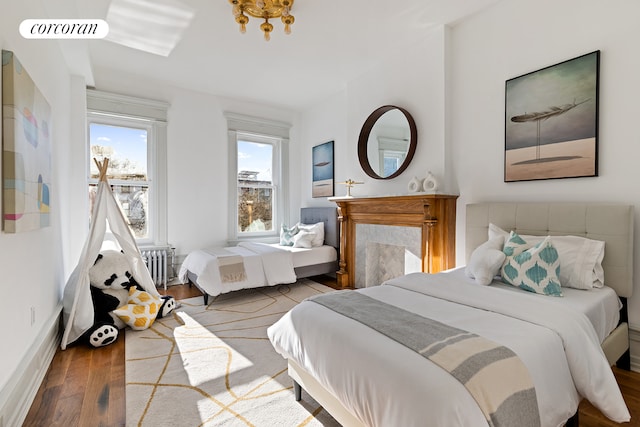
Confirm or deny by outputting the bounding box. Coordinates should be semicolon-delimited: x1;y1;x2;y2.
113;301;160;330
127;287;160;305
113;287;162;330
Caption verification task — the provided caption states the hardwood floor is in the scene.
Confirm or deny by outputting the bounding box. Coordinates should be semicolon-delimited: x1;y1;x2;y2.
23;279;640;426
580;366;640;426
23;283;203;427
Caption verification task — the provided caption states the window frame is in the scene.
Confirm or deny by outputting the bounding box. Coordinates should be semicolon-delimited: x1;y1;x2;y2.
235;133;280;238
226;113;291;244
86;90;169;247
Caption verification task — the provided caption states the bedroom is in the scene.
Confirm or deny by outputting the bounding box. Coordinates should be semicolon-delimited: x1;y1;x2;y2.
1;0;640;425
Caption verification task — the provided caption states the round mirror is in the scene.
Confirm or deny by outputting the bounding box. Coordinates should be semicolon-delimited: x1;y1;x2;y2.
357;105;417;180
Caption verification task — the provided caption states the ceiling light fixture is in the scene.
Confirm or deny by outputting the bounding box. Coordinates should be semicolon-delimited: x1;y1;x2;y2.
229;0;294;41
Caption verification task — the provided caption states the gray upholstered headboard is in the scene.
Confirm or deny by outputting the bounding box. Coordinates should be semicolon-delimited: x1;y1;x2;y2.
466;203;634;298
301;207;339;250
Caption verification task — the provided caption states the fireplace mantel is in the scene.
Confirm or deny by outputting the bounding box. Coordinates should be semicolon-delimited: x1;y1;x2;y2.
331;194;458;289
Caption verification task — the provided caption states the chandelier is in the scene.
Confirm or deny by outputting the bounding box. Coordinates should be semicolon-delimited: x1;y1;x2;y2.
229;0;295;41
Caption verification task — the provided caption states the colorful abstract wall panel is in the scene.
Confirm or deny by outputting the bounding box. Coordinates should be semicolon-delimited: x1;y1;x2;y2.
2;50;52;232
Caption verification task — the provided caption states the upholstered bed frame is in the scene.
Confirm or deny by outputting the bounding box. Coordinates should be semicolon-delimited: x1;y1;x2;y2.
286;202;634;427
294;207;339;277
466;202;634;368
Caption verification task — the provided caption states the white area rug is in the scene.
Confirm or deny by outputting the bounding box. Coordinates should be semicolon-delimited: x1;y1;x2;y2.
125;279;341;426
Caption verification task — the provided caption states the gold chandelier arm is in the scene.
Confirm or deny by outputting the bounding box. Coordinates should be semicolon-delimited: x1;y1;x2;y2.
235;14;249;33
260;20;273;41
281;14;294;34
229;0;294;40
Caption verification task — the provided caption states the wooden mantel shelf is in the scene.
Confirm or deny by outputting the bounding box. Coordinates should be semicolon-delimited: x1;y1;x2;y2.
331;194;458;289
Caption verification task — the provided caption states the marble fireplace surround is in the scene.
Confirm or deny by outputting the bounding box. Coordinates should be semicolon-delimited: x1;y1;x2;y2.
331;194;458;289
357;226;422;288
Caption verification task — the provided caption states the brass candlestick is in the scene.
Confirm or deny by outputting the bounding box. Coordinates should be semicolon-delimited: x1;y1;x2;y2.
337;179;364;197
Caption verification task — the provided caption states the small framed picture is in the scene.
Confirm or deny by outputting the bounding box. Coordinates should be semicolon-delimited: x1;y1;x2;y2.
312;141;334;198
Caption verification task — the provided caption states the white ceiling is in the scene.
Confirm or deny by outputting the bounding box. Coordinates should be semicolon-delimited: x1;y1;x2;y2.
56;0;501;109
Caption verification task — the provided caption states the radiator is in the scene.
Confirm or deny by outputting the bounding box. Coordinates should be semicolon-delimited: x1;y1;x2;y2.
140;246;175;289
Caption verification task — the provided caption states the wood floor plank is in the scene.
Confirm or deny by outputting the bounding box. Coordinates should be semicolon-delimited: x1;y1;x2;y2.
50;394;82;427
23;386;61;426
23;281;640;426
78;367;112;426
42;347;73;388
108;337;126;427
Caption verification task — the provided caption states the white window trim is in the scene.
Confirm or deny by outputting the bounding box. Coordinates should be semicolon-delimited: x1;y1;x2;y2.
225;112;290;244
87;89;169;247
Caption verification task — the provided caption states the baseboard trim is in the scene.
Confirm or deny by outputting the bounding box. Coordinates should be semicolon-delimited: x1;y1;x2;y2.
628;324;640;372
0;303;62;427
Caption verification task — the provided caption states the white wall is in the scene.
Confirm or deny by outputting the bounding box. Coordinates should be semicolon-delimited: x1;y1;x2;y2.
0;0;81;418
296;91;348;204
91;67;299;256
298;27;451;202
449;0;640;328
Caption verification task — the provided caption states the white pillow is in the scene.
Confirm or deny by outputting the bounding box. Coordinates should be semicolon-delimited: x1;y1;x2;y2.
293;231;316;248
501;235;563;297
297;222;324;247
488;223;509;241
489;224;605;290
541;235;604;289
465;236;506;285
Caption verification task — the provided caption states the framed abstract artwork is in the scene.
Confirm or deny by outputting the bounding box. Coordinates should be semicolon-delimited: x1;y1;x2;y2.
2;50;52;232
504;51;600;182
312;140;334;198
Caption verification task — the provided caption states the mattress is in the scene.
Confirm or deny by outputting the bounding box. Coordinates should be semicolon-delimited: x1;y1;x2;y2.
451;267;622;343
267;243;337;268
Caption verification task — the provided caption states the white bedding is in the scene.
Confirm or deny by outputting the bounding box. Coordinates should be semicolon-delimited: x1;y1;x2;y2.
178;242;336;298
267;268;629;427
485;275;621;343
266;243;337;268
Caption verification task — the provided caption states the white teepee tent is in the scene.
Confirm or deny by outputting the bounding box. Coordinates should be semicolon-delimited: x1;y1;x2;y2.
61;158;160;349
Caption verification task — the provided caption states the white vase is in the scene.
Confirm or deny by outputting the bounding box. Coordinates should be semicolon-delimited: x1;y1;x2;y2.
407;176;422;193
423;171;438;193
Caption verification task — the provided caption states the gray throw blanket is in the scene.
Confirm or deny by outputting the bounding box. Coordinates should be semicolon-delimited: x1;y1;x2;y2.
309;291;541;427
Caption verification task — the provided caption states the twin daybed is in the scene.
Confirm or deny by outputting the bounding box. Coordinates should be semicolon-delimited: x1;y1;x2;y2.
179;207;339;304
267;202;634;427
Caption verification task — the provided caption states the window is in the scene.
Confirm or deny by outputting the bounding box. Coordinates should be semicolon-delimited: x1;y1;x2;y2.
378;137;408;177
237;137;276;233
87;90;168;246
226;113;290;242
88;120;151;239
382;150;405;177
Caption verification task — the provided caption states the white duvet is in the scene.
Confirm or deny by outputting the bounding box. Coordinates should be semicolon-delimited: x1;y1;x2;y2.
267;268;630;427
178;242;296;298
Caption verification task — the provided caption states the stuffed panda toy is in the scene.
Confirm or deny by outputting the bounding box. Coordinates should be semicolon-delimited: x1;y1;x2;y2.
83;250;176;348
83;250;138;347
159;294;176;318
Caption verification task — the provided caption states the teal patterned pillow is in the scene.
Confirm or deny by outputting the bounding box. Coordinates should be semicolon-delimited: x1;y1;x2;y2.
279;224;299;246
502;230;531;257
501;236;563;297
